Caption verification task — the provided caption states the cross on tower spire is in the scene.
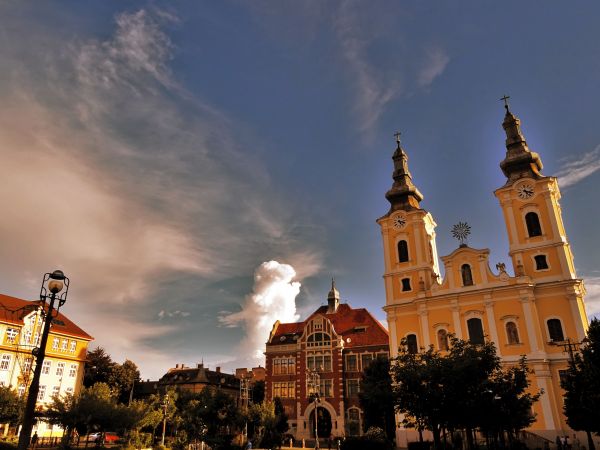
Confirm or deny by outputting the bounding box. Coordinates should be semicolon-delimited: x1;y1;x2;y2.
500;95;511;112
394;131;402;148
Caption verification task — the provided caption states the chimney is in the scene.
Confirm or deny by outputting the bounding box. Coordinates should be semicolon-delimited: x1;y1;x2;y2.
216;366;221;373
197;363;204;369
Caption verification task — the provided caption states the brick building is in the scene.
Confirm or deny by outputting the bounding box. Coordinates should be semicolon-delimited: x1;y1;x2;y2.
265;283;389;441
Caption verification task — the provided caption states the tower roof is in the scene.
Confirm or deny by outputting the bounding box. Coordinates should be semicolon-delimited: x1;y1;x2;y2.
499;99;543;182
385;133;423;212
327;278;340;301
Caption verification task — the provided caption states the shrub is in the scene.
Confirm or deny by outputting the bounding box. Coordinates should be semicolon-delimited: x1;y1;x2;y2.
407;441;432;450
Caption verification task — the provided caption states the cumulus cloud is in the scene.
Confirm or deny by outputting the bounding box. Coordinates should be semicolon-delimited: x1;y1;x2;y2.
0;8;322;378
556;145;600;188
220;261;301;363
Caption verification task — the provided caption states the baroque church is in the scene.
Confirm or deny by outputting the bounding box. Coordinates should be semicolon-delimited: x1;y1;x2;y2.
378;102;589;445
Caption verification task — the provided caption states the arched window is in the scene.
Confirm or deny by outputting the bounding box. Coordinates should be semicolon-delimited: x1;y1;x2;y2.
547;319;564;342
406;334;418;354
437;329;449;351
307;332;331;347
401;278;411;291
467;318;484;345
398;240;409;263
506;322;520;344
461;264;474;286
525;212;542;237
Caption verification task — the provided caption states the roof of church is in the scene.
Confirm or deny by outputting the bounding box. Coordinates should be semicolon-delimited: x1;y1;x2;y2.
268;303;389;348
0;293;93;340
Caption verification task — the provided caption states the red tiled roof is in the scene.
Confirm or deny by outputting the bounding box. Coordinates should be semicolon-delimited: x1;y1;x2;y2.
269;303;388;348
0;293;93;340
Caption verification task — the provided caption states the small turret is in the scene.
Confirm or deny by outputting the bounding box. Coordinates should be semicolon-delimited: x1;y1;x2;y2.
327;278;340;313
385;132;423;212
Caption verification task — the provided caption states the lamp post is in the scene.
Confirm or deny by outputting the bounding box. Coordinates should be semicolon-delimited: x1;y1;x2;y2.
18;270;69;450
306;369;321;449
161;393;170;447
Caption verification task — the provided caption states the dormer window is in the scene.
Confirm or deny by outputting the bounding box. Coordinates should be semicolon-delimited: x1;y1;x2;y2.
461;264;474;286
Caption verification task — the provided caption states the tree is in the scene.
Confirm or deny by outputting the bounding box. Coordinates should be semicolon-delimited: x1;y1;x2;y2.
84;347;116;388
0;386;23;425
561;318;600;450
252;380;265;404
359;356;395;440
109;359;141;403
247;399;287;450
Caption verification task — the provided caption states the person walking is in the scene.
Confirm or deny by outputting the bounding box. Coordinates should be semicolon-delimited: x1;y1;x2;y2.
31;432;38;450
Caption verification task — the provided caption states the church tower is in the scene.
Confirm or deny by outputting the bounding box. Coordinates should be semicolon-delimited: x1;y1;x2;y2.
494;100;578;284
377;134;440;356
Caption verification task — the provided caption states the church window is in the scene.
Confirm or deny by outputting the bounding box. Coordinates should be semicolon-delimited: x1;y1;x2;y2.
401;278;411;291
437;329;449;351
461;264;474;286
506;321;520;344
547;319;564;342
525;212;542;237
406;334;418;354
467;318;484;345
398;240;409;262
534;255;549;270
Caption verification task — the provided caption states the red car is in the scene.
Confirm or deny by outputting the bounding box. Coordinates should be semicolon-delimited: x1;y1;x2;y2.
88;432;120;444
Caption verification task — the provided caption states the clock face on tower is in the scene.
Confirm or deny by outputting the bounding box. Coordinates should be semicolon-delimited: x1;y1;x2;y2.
516;183;535;200
393;214;407;229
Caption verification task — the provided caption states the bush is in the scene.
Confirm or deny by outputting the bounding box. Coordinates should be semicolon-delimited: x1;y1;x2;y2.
407;441;432;450
340;428;394;450
0;442;17;450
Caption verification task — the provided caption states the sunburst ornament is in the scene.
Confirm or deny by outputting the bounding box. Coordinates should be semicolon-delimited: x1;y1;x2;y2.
451;221;471;246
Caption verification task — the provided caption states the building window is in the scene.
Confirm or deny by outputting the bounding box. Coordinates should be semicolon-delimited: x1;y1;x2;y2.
361;353;373;371
467;318;484;345
320;379;333;398
506;321;520;344
346;379;360;397
437;329;449;351
52;386;60;398
547;319;565;342
307;355;331;372
525;212;542;237
17;384;26;398
346;354;358;371
70;340;77;352
273;381;295;399
37;385;46;402
0;355;11;370
461;264;474;286
23;330;32;344
34;333;40;346
406;334;418;354
69;364;78;377
23;357;33;373
42;361;51;375
52;338;59;350
56;362;65;376
558;370;568;386
66;387;74;395
398;240;409;263
61;339;68;351
534;255;549;270
5;328;18;343
347;407;360;423
307;332;331;348
401;278;411;291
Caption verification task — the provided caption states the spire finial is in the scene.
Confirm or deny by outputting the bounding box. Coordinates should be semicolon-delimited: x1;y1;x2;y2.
331;277;335;290
500;95;511;113
394;131;401;148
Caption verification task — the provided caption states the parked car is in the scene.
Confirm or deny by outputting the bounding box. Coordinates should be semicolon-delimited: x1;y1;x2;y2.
87;432;120;444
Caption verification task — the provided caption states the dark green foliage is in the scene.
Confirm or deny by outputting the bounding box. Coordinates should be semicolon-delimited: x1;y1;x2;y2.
84;347;141;403
0;386;23;425
359;356;396;440
341;427;394;450
561;318;600;450
252;380;265;404
392;335;539;450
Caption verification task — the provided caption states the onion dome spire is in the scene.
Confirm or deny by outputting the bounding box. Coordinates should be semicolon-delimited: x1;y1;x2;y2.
499;96;543;182
385;132;423;212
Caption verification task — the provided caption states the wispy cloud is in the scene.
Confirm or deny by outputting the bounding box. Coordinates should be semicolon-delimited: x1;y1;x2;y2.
0;8;322;378
557;145;600;188
584;276;600;319
417;47;450;88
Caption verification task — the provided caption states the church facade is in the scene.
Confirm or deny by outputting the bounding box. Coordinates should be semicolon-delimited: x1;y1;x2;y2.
377;104;589;445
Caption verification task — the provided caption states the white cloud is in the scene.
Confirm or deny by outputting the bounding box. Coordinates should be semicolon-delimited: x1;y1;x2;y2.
584;276;600;319
219;261;301;364
0;9;323;378
557;145;600;188
417;48;450;88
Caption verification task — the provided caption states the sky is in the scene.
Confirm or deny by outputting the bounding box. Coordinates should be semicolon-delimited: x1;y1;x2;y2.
1;1;599;379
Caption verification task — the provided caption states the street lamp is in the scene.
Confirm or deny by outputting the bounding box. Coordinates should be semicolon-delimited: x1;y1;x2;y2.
306;369;321;449
18;270;70;450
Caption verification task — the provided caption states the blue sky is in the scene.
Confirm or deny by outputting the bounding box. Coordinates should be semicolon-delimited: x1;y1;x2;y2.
1;1;599;378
